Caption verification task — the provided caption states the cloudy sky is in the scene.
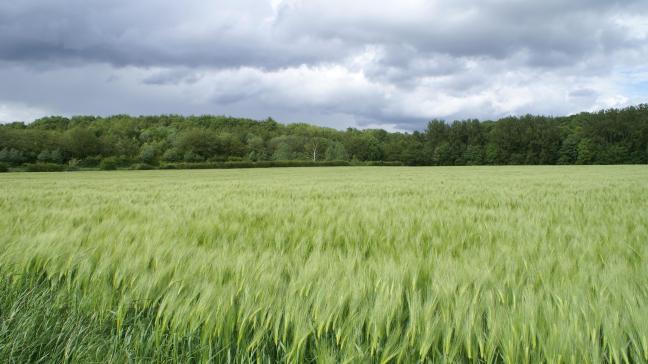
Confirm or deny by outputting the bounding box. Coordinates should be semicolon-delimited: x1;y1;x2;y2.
1;0;647;130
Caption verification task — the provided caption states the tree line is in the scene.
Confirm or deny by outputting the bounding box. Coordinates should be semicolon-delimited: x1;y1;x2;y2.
0;104;647;171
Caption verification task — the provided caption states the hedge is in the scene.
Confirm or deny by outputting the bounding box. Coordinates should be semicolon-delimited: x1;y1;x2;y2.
24;163;66;172
161;160;353;169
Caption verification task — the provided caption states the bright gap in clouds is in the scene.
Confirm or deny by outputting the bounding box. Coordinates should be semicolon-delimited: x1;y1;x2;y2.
0;0;647;130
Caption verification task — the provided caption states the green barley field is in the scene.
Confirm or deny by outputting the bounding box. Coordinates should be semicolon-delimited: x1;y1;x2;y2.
1;166;648;363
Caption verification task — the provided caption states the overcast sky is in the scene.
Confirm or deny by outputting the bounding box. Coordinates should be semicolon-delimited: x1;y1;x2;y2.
1;0;647;130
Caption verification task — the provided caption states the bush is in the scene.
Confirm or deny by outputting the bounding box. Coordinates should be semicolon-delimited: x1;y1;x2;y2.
0;148;27;166
24;163;66;172
0;162;8;172
78;156;102;168
67;158;80;170
99;157;119;171
365;161;403;166
161;160;352;170
223;161;254;168
131;163;156;170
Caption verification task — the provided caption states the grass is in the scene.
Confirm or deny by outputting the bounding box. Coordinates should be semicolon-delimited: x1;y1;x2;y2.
1;166;647;363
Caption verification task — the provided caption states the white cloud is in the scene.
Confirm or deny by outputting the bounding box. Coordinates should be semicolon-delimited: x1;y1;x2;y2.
0;102;53;123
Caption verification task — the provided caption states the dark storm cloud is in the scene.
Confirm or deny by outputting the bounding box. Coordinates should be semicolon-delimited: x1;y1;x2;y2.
0;0;647;129
274;0;644;70
2;0;643;69
0;0;350;69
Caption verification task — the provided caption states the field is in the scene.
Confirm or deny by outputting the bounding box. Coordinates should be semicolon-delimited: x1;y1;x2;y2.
1;166;647;363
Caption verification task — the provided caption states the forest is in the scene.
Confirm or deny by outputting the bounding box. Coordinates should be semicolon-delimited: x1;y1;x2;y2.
0;104;647;171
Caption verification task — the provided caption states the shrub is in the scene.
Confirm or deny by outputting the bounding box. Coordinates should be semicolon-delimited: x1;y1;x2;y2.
138;144;157;164
131;163;156;170
160;160;352;170
161;148;182;163
66;159;80;171
0;162;8;172
99;157;119;171
223;161;254;168
78;156;102;168
0;148;27;166
365;161;403;166
24;163;65;172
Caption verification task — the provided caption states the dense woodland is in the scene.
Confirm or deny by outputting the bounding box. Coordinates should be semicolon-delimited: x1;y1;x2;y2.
1;104;647;171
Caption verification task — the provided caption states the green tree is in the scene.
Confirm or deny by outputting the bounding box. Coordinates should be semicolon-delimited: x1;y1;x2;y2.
65;128;102;158
576;138;594;164
183;151;204;163
0;148;27;165
50;149;64;164
138;144;158;164
305;137;328;161
37;150;52;163
463;145;484;165
433;143;452;165
273;143;295;160
558;134;580;165
176;129;220;160
99;157;119;170
325;142;348;161
247;136;266;161
484;143;500;165
162;148;182;162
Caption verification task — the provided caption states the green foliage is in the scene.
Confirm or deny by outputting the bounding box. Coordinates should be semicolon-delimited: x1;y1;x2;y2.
161;147;182;162
79;156;102;168
24;163;66;172
0;162;8;172
1;104;648;169
138;143;158;164
64;128;102;158
99;157;119;170
558;134;580;164
364;160;403;166
484;143;500;164
462;144;484;165
0;167;647;362
131;163;155;170
273;142;297;160
0;147;27;165
432;142;451;165
37;149;51;162
182;150;204;162
67;158;81;171
162;160;351;170
247;135;266;161
35;148;64;164
325;142;348;161
576;138;594;164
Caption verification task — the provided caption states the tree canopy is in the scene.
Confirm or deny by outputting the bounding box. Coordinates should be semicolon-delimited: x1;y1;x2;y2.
1;105;648;169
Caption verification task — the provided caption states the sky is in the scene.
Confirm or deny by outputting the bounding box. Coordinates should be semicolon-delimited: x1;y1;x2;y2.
1;0;647;131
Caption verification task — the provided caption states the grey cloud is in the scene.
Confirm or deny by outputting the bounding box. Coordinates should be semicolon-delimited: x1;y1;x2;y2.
0;0;647;129
142;70;202;85
275;0;645;69
569;88;598;98
2;0;645;71
0;0;351;69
